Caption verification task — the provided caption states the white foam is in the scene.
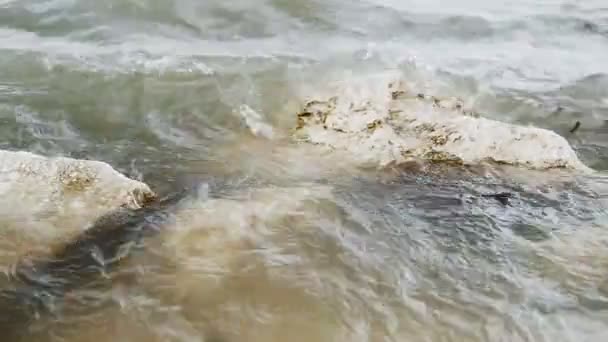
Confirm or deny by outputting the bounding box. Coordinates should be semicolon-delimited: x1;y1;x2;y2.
0;150;155;239
293;71;592;172
238;104;275;139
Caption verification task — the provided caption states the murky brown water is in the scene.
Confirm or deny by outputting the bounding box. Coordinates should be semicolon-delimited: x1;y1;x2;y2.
1;0;608;341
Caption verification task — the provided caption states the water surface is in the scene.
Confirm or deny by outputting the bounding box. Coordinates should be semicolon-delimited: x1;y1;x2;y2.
1;0;608;341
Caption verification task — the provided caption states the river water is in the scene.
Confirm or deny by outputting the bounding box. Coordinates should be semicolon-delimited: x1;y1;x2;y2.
1;0;608;341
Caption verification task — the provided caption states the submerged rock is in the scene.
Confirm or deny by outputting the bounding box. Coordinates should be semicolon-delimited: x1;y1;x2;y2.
293;73;592;172
0;190;187;341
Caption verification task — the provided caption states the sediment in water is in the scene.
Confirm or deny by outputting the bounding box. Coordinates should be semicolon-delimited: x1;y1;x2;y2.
0;190;188;341
0;68;601;340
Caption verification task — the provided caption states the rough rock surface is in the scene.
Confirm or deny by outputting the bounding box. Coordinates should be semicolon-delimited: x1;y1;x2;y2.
0;150;156;238
293;75;592;172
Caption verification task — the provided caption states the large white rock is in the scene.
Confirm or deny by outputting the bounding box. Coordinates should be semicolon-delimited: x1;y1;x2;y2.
0;150;156;243
292;72;592;173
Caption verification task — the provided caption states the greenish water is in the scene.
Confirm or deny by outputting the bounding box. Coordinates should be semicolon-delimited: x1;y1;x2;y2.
1;0;608;341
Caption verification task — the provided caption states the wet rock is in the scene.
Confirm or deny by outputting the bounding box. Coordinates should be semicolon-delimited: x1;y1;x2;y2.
0;150;157;237
292;72;592;172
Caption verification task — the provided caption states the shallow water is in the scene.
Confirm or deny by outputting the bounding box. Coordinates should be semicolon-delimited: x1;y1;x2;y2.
1;0;608;341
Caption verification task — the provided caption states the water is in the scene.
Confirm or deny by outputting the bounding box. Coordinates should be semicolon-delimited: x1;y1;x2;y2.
1;0;608;341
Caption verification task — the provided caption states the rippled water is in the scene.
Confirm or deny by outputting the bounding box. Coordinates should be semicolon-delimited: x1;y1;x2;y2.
1;0;608;341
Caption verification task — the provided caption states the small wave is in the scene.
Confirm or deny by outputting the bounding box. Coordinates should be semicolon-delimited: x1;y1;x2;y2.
238;104;275;139
13;105;83;143
144;110;202;149
522;14;608;37
548;73;608;101
0;28;219;75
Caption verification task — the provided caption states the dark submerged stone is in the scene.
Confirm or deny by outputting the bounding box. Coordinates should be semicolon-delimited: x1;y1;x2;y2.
481;192;513;206
0;188;190;341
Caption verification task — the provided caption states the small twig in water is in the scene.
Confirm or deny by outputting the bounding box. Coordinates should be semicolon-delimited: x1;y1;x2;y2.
570;121;581;133
481;192;512;206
